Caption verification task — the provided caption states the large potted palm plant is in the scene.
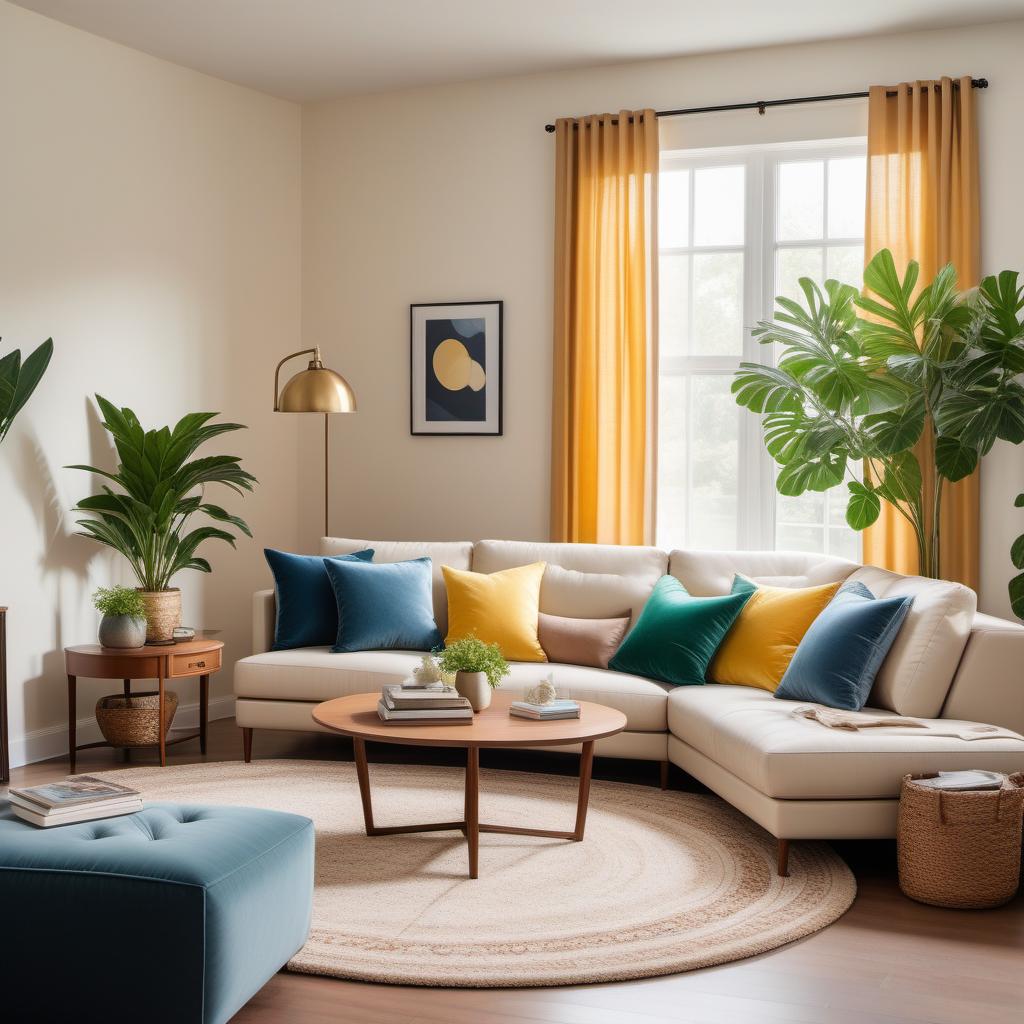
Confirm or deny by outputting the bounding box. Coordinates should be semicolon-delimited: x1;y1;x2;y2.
70;395;257;642
734;249;1024;588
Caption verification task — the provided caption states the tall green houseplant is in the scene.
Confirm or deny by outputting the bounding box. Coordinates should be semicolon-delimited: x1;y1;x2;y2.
70;395;257;641
733;248;1024;583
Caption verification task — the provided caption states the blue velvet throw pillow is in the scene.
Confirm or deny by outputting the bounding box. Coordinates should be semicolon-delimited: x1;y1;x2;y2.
609;575;752;686
774;584;913;711
265;547;373;651
323;556;443;653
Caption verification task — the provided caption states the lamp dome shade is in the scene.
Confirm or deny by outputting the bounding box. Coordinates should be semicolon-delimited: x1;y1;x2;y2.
278;366;356;413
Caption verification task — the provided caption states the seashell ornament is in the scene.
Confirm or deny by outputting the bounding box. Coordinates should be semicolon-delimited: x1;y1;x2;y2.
526;674;558;706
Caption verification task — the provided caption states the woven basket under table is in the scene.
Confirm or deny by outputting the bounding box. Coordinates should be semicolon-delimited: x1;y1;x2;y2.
95;691;178;748
898;771;1024;909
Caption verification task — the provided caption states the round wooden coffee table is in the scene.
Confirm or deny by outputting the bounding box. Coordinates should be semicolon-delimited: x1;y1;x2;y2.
313;691;627;878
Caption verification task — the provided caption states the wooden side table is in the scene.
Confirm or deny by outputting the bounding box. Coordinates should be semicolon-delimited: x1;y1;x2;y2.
64;638;224;772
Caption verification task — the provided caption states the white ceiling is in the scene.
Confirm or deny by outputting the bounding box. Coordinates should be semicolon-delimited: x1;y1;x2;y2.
14;0;1024;102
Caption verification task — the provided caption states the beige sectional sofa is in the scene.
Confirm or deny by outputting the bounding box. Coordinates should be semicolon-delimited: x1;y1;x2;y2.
235;537;1024;864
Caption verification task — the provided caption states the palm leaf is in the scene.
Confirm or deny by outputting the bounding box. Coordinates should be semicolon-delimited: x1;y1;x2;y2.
0;338;53;444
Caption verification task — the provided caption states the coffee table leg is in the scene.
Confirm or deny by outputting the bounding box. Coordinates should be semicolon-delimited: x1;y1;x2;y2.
573;740;595;840
353;737;377;834
465;747;479;879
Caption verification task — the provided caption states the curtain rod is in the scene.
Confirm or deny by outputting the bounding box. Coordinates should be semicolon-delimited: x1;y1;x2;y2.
543;78;988;133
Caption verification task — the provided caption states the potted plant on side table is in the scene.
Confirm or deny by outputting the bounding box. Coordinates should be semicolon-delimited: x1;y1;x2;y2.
437;636;510;712
69;395;257;643
93;585;148;649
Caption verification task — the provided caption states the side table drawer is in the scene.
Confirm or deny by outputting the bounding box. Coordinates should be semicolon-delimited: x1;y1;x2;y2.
169;648;222;678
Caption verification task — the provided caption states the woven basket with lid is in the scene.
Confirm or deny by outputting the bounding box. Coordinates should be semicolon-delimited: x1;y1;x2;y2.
897;772;1024;909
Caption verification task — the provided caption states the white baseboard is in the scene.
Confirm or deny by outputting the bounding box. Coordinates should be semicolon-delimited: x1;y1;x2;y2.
8;695;237;770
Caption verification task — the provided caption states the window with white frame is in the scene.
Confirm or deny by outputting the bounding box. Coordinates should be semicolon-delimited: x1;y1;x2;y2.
656;138;866;559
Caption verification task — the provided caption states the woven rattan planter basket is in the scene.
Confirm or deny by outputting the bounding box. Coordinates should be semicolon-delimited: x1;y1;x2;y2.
898;772;1024;909
95;691;178;748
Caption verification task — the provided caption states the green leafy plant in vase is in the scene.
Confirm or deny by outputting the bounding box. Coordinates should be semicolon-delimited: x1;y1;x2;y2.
70;395;257;643
93;585;148;649
733;248;1024;584
436;636;510;712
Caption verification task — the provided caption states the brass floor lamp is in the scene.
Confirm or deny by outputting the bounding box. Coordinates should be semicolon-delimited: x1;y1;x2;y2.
274;347;357;537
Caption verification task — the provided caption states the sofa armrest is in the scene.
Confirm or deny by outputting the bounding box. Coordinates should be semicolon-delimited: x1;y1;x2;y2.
253;589;276;655
942;613;1024;736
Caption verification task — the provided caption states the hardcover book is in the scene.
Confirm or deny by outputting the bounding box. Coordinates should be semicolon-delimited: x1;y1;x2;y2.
10;776;140;811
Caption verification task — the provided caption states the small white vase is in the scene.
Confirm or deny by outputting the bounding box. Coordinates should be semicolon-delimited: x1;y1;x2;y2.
455;671;492;712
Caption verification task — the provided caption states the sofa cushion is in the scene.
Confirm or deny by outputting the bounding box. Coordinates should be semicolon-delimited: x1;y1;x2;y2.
321;537;472;634
668;549;858;596
234;649;671;732
235;649;426;703
265;547;374;651
443;561;547;662
324;556;442;653
848;565;976;718
709;575;841;691
667;685;1024;799
473;540;665;625
538;612;630;670
610;576;751;687
774;584;913;710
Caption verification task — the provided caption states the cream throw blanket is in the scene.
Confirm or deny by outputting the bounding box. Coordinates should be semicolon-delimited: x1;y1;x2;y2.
792;705;1024;742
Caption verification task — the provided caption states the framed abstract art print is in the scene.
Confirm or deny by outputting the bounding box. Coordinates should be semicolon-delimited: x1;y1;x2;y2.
410;300;503;435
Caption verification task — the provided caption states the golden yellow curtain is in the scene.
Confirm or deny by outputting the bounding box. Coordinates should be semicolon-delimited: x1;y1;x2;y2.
863;77;980;587
551;110;658;544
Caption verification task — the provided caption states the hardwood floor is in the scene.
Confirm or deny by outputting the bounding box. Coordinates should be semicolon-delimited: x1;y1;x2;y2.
7;719;1023;1024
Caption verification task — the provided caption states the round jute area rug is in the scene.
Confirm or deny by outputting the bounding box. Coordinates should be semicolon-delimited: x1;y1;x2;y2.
92;759;856;987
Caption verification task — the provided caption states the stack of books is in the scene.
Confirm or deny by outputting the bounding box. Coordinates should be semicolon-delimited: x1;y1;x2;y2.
8;776;143;828
377;682;473;724
510;698;581;721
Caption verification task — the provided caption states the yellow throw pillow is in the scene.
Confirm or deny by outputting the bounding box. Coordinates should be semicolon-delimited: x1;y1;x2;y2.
710;576;841;691
442;562;547;663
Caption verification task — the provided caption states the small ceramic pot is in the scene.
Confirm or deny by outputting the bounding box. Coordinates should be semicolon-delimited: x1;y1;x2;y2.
98;614;148;649
138;588;181;643
455;671;492;712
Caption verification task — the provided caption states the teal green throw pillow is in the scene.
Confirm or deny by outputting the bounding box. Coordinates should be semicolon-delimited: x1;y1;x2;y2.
775;583;912;710
265;547;373;650
323;556;443;653
609;575;752;686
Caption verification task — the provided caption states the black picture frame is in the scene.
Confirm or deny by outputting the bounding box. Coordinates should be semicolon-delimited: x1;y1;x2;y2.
410;300;503;436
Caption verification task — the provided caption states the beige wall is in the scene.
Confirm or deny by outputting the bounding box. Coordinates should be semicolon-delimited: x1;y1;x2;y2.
301;19;1024;618
0;2;302;765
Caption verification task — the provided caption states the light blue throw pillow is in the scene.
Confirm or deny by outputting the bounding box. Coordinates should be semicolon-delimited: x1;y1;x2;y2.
265;547;373;650
774;583;913;711
323;556;443;653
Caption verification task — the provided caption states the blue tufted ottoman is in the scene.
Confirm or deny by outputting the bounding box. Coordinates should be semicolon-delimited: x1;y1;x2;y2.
0;800;314;1024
